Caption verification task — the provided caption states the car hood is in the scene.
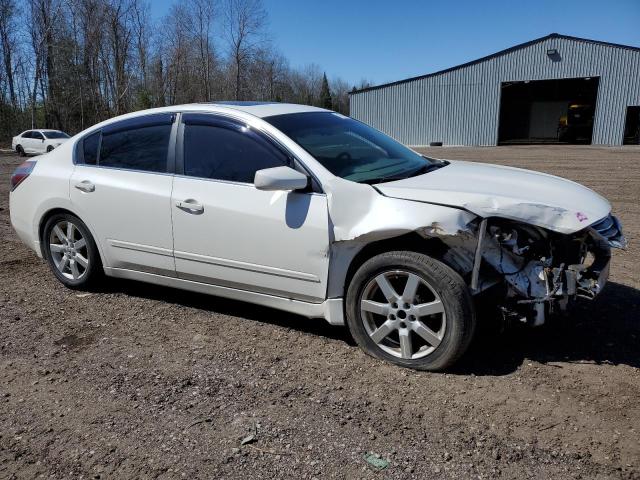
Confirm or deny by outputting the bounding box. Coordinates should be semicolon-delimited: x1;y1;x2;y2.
376;160;611;234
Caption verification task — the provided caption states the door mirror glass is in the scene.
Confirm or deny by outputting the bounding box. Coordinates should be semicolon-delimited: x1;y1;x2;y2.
254;166;309;191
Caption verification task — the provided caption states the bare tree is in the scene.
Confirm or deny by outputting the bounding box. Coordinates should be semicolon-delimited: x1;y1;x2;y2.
189;0;217;100
102;0;134;115
331;76;350;115
0;0;355;143
131;0;151;105
0;0;18;108
223;0;266;100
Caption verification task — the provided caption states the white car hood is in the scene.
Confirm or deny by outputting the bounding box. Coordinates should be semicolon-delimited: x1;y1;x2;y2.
376;160;611;234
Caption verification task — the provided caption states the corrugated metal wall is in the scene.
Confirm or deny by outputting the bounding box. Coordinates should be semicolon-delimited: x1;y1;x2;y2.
350;37;640;146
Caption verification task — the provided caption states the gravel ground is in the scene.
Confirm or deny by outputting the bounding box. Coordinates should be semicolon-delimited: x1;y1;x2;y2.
1;145;639;479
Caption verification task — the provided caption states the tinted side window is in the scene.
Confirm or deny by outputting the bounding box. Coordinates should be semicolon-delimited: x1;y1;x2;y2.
184;124;288;183
83;131;100;165
22;131;32;139
100;124;171;172
32;131;44;140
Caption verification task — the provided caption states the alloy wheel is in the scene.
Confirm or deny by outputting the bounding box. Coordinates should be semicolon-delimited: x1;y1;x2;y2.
48;220;89;281
360;270;446;360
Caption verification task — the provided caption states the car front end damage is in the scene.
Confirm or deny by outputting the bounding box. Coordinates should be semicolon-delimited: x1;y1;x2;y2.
449;213;627;326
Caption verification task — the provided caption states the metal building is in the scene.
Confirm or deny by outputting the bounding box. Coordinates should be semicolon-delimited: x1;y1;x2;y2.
349;34;640;146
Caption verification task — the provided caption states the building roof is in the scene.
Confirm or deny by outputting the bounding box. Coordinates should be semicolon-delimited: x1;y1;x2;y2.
350;33;640;95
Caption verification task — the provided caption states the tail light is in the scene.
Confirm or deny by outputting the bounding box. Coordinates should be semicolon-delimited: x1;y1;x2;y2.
10;160;36;191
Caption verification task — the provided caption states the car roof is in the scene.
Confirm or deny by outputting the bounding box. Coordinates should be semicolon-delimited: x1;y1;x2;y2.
197;101;329;118
74;102;332;137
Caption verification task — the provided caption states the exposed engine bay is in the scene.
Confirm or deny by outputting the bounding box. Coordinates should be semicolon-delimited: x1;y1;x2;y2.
443;214;627;326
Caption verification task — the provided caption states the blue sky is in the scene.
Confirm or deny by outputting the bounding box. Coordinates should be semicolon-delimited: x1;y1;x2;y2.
151;0;640;87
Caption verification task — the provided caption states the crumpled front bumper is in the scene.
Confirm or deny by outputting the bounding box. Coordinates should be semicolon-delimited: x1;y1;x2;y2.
476;214;626;326
528;214;626;325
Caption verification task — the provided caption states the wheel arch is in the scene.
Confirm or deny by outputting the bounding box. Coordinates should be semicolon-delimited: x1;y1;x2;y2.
327;232;457;301
38;207;106;266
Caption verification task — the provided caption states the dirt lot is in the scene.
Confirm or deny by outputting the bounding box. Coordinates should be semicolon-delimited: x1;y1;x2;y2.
1;145;639;479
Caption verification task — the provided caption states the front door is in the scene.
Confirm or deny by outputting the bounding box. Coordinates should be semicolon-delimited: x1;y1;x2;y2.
171;113;329;302
70;114;176;276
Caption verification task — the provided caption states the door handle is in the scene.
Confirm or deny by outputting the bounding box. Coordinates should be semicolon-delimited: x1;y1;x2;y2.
176;200;204;214
75;180;95;193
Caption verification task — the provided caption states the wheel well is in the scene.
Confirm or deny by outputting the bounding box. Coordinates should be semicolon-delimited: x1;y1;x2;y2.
38;208;95;259
340;232;450;299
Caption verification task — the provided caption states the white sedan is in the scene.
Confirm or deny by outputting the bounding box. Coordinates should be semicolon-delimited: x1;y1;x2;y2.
12;129;70;156
8;102;626;370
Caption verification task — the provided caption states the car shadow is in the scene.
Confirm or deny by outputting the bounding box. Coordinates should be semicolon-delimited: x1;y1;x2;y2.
101;278;353;344
453;281;640;375
102;279;639;375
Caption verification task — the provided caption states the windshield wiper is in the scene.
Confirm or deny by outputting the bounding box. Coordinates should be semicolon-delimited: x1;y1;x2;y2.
360;160;449;185
407;161;448;177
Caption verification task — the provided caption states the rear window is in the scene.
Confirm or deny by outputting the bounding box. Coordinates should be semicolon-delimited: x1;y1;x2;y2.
99;124;171;172
77;114;174;172
82;131;100;165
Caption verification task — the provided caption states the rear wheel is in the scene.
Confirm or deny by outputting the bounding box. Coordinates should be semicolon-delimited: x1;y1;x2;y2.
16;145;25;156
346;251;476;371
42;213;102;289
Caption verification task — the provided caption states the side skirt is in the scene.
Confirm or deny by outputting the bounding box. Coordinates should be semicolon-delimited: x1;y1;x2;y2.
103;267;345;326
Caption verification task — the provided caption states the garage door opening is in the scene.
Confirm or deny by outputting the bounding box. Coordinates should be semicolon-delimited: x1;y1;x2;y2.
498;77;599;145
623;106;640;145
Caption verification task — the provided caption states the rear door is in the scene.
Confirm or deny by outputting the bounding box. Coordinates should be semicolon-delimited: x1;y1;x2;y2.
30;131;45;153
20;131;34;153
70;114;177;276
171;113;330;302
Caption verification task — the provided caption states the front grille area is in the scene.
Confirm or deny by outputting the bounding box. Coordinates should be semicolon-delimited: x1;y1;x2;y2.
591;214;627;249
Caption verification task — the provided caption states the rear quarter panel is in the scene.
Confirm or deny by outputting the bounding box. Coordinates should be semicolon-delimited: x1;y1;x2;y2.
9;142;77;257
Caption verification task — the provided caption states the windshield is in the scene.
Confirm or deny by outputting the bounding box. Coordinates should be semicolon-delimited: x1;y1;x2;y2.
264;112;437;183
42;131;70;139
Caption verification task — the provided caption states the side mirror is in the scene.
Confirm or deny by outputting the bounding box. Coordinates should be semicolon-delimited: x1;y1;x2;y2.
254;166;309;191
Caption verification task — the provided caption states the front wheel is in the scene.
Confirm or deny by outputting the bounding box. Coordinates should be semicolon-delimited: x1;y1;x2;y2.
346;251;476;371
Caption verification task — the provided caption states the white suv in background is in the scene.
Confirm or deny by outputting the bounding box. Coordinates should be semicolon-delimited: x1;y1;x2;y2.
8;102;626;371
12;129;70;156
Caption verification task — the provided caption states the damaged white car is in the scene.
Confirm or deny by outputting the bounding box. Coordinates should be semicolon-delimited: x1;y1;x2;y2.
9;102;627;371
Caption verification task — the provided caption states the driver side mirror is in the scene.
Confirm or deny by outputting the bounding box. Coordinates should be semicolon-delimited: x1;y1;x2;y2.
254;166;309;191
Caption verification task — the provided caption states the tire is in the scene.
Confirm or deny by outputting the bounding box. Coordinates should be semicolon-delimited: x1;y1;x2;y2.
42;213;102;289
16;145;25;156
46;145;54;153
346;251;476;371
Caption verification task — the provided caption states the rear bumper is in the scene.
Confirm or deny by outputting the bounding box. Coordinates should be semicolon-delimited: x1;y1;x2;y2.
9;192;42;258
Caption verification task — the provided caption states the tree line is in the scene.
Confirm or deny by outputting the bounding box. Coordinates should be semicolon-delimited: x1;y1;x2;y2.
0;0;366;142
